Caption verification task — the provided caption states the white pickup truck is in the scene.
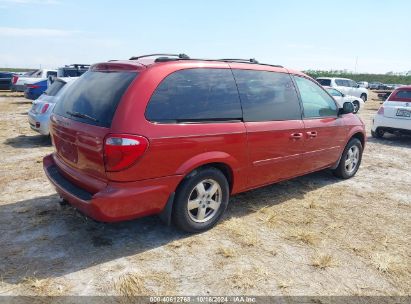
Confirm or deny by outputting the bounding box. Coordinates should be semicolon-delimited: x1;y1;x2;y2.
11;69;57;92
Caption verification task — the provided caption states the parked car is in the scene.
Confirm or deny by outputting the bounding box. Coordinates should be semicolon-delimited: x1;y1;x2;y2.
357;81;369;89
369;82;388;90
372;86;411;138
28;77;78;135
57;64;90;77
24;79;48;100
11;69;57;92
316;77;368;102
43;54;365;232
324;87;364;113
394;84;405;89
0;72;14;90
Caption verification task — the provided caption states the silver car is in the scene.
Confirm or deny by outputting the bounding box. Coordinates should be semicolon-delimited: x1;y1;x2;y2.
28;77;77;135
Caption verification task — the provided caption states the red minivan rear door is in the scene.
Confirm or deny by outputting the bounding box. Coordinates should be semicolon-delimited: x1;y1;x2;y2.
50;64;140;192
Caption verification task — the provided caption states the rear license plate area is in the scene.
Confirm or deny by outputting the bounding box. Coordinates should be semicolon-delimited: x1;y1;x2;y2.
396;109;411;117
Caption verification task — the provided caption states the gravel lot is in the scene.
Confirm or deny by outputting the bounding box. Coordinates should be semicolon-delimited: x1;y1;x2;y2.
0;91;410;296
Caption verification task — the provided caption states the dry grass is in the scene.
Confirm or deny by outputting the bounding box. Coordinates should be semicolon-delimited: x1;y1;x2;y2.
258;208;280;229
371;252;405;275
217;247;236;258
115;273;148;296
225;267;268;292
114;272;176;297
285;227;318;246
21;277;68;295
311;252;335;270
223;217;260;247
277;279;293;290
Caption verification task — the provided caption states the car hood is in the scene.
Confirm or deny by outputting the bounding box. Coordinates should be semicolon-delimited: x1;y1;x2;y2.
343;94;363;102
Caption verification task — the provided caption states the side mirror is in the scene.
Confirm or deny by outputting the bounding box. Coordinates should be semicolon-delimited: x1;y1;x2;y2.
339;102;354;115
356;84;360;88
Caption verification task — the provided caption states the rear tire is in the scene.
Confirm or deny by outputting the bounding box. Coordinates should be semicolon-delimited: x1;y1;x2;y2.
333;138;363;179
371;128;384;139
360;93;367;102
172;167;229;233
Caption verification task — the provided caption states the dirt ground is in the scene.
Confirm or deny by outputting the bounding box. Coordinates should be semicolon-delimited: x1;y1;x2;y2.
0;90;410;297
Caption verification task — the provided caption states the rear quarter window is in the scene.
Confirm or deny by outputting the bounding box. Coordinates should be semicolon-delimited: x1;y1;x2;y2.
335;79;350;87
316;79;331;86
145;68;242;122
53;71;137;127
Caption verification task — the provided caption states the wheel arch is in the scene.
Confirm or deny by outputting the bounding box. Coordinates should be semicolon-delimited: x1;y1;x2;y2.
159;160;235;226
351;131;365;148
180;161;235;193
330;130;365;170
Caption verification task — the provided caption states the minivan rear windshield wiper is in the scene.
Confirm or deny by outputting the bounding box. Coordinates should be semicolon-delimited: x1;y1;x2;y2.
66;111;99;122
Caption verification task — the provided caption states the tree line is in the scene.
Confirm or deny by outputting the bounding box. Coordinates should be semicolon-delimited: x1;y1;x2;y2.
305;70;411;85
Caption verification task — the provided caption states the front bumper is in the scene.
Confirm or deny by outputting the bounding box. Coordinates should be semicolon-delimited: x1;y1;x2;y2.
28;111;50;135
43;154;182;222
372;114;411;132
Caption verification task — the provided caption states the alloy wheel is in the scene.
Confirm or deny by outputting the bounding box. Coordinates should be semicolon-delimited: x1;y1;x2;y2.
345;145;360;174
187;179;222;223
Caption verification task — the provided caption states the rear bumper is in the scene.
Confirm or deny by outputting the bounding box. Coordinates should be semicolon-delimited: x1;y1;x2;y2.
372;114;411;132
28;111;50;135
43;154;182;222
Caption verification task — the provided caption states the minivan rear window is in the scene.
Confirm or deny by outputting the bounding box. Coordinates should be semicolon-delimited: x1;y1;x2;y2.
146;68;242;122
45;80;66;96
316;79;331;86
54;71;137;127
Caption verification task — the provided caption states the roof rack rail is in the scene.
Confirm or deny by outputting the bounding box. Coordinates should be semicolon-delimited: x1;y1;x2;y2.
129;53;190;60
64;64;90;67
218;58;259;64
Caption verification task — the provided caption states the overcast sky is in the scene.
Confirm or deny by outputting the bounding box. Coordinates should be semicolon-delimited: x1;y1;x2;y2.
0;0;410;73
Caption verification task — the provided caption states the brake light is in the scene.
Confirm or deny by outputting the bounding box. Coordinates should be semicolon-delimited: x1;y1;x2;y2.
104;134;149;171
41;103;50;113
12;76;18;84
28;84;40;89
377;106;384;115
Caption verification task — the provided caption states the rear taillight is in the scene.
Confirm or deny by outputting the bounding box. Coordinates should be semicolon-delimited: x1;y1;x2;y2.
12;76;18;84
104;134;149;172
377;106;384;115
41;103;50;113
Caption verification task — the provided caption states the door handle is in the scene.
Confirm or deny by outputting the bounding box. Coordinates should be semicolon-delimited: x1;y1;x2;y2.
306;131;318;138
290;133;303;140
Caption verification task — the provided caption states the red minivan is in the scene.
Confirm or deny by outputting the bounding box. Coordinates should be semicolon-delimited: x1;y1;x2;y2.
43;54;365;232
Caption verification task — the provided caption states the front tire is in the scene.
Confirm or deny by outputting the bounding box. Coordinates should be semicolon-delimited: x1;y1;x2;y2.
352;101;360;113
333;138;363;179
360;93;367;102
172;167;229;233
